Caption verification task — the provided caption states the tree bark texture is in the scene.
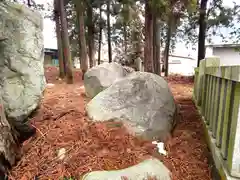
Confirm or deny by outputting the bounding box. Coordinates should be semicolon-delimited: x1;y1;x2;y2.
162;15;174;77
75;0;89;79
197;0;208;67
153;13;157;74
87;4;95;68
107;0;112;63
54;0;65;79
131;28;141;71
155;18;161;75
164;18;172;77
144;0;154;73
59;0;74;84
123;23;127;55
27;0;31;7
98;3;103;65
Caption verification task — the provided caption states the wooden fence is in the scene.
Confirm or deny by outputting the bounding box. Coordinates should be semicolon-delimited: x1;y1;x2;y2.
193;58;240;179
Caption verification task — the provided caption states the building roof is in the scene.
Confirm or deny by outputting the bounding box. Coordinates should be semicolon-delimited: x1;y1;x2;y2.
206;43;240;48
44;48;57;52
169;54;195;60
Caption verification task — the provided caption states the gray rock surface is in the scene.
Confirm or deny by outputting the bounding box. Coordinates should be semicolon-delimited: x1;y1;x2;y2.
123;66;135;74
86;72;177;141
0;93;20;168
82;158;171;180
84;62;132;98
0;2;45;128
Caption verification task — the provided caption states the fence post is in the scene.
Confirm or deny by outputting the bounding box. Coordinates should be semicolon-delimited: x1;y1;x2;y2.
193;68;199;101
196;60;206;107
216;78;226;147
193;58;240;178
227;82;240;177
221;80;233;159
212;78;220;138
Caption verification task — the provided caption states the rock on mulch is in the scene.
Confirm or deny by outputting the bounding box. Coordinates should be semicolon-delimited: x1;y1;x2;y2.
8;68;212;180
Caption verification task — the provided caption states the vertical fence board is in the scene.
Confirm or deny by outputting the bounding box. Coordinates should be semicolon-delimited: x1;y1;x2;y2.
209;77;216;131
221;80;232;159
202;74;207;114
225;82;235;161
216;78;226;147
205;75;210;122
212;78;221;138
207;76;214;128
194;71;199;101
227;82;240;177
203;75;208;117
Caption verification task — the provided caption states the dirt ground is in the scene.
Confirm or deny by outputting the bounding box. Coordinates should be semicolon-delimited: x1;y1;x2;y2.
9;67;212;180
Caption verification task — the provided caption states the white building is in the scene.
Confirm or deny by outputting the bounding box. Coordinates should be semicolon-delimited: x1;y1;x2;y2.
166;54;197;76
71;54;198;76
206;44;240;66
139;54;197;76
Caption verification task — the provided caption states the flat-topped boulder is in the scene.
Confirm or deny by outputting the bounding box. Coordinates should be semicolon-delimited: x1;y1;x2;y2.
84;62;134;98
86;72;177;141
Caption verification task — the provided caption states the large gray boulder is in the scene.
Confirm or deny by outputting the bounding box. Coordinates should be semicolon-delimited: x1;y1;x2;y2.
82;158;171;180
0;2;45;133
84;62;134;98
86;72;177;141
0;93;20;171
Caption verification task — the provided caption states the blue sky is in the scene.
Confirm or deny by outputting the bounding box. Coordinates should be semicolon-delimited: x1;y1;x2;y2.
38;0;239;59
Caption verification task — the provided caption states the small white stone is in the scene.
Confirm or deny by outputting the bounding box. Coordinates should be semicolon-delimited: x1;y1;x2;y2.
57;148;66;160
152;141;167;156
47;83;55;87
157;142;167;156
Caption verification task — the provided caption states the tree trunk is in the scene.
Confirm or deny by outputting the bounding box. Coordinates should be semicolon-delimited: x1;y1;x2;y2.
162;49;166;73
107;0;112;63
87;4;95;68
27;0;31;7
54;0;65;79
152;13;157;74
131;24;141;71
152;11;161;75
155;19;161;75
0;95;20;176
59;0;73;84
197;0;208;67
144;0;154;73
123;3;129;56
123;24;127;55
136;38;142;71
98;3;102;65
75;0;88;79
164;17;172;77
